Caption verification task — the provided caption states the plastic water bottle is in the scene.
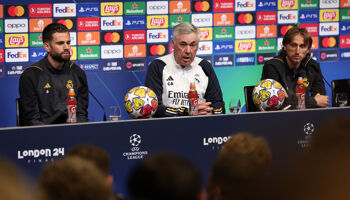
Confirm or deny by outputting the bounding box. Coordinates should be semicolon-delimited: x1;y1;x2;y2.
296;77;306;109
188;82;199;116
67;88;77;123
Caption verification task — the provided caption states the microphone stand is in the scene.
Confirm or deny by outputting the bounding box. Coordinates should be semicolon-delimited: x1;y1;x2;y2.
88;90;107;121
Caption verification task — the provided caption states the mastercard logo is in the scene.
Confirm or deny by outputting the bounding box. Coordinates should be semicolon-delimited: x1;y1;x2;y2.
149;44;166;56
280;25;294;36
8;5;25;17
104;32;121;43
237;13;254;24
194;1;211;12
322;37;337;48
57;19;74;30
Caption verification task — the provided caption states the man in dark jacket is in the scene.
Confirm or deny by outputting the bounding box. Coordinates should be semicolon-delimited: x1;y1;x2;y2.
19;23;88;126
261;26;329;109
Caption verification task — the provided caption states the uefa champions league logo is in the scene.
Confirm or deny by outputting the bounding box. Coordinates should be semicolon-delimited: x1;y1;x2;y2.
123;133;148;160
297;122;315;148
303;122;315;135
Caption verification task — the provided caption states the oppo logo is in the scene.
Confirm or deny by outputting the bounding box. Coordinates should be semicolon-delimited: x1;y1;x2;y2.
7;23;26;28
193;18;211;22
148;5;167;10
237;30;254;35
104;49;121;54
320;0;338;3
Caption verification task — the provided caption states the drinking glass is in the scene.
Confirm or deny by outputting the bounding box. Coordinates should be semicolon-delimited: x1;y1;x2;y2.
109;106;121;121
336;93;348;107
229;99;241;114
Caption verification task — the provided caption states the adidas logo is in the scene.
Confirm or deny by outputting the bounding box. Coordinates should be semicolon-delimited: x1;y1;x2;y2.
166;76;174;81
166;76;174;86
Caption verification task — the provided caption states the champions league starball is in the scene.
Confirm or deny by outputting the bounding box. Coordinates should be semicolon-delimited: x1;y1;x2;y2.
252;79;287;111
124;86;158;119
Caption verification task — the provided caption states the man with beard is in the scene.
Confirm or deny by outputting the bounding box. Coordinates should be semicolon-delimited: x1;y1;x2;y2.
19;23;88;126
261;26;328;109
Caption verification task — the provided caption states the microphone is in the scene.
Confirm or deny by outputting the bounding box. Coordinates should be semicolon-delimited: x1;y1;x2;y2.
88;90;107;121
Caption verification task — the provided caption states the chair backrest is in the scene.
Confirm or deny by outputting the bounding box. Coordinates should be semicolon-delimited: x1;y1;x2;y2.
244;86;260;112
16;98;23;126
331;79;350;107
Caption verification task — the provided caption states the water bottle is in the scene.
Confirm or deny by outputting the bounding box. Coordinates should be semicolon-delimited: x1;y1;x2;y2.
67;88;77;123
296;77;306;109
188;82;199;116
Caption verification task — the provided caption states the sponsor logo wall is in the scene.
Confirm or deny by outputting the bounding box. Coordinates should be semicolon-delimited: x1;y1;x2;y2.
0;0;349;76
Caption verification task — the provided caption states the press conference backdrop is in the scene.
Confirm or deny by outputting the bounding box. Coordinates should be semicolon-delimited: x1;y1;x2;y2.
1;0;350;127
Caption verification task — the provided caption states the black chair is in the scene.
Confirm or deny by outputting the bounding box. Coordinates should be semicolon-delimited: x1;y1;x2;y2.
244;86;260;112
331;79;350;107
16;98;23;126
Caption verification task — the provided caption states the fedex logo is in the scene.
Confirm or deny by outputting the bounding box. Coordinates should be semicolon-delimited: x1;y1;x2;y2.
319;22;339;35
320;10;339;22
53;4;76;17
147;29;169;43
278;11;298;24
236;0;256;11
5;48;29;62
101;17;123;30
197;41;213;55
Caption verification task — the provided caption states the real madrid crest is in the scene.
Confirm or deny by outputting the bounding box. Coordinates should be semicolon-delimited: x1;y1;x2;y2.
66;80;73;89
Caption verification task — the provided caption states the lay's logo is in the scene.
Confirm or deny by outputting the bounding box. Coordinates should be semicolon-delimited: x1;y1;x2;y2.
320;10;339;22
278;0;298;9
235;40;256;53
199;28;212;40
101;3;123;16
5;34;28;48
147;16;168;28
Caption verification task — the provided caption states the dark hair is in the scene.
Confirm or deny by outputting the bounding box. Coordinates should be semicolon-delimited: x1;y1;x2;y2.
280;26;312;56
67;144;110;176
38;156;114;200
42;23;69;43
127;153;202;200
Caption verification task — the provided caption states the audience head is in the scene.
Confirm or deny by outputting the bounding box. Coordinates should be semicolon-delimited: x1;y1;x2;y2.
208;132;272;200
67;144;110;177
277;116;350;200
127;152;203;200
38;156;114;200
0;157;33;200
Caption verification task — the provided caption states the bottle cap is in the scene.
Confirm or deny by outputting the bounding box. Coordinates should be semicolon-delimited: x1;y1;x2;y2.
190;82;196;90
68;88;75;96
297;77;304;84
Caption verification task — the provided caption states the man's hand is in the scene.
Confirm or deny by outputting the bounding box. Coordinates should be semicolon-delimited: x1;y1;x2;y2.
198;99;213;115
314;93;329;108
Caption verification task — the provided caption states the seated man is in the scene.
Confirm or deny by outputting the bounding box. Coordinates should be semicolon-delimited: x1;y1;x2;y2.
19;23;88;125
261;26;329;109
145;22;225;117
